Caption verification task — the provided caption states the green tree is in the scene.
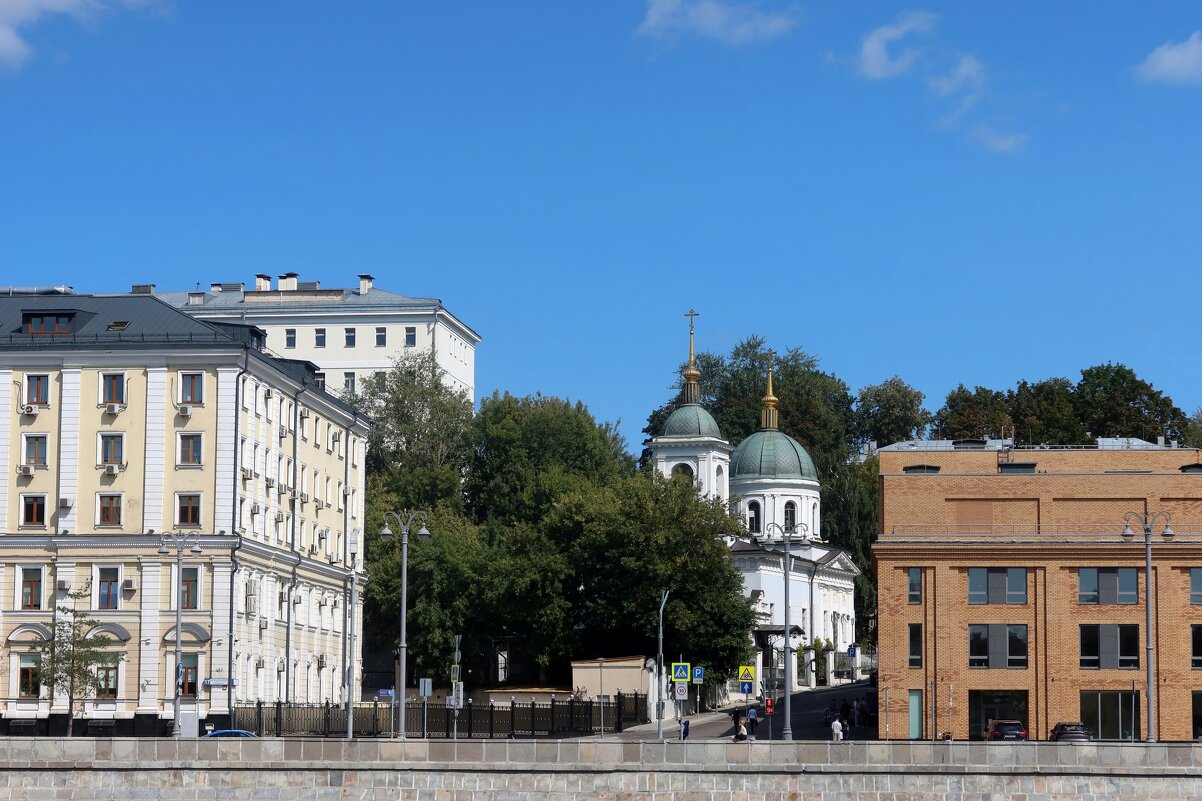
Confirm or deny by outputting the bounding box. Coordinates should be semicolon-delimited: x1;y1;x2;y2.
1008;378;1088;446
853;377;931;447
932;384;1012;440
29;583;118;737
1074;363;1188;442
821;456;879;639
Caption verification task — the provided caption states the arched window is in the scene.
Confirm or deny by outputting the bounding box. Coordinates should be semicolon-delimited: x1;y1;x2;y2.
715;465;725;497
748;501;762;534
672;463;694;479
784;501;797;531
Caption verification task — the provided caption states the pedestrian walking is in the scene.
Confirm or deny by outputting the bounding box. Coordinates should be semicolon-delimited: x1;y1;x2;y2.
830;716;843;742
841;716;850;740
746;705;758;736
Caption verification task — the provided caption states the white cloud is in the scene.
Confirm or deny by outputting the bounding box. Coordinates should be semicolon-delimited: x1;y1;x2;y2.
0;0;153;70
857;10;936;79
636;0;797;46
930;54;986;124
1136;31;1202;85
973;126;1027;153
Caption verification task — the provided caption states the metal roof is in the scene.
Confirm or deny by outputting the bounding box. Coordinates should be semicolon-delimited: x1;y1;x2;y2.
0;294;237;347
155;285;443;311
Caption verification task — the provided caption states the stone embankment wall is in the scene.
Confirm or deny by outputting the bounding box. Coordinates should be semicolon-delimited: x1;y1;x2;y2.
1;738;1201;799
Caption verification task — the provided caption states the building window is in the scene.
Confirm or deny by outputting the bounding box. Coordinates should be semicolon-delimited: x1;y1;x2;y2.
100;433;124;465
25;314;71;334
21;568;42;609
375;327;386;347
1078;568;1138;605
968;567;1027;604
181;567;199;610
285;329;296;348
902;464;940;474
968;625;989;668
21;495;46;528
315;328;326;348
96;661;118;698
784;501;796;531
26;374;49;406
98;494;122;527
180;654;198;697
178;433;202;466
23;435;47;467
1082;690;1140;741
180;372;203;404
344;327;355;347
101;373;125;404
1192;568;1202;604
1080;624;1140;669
177;494;201;527
1193;625;1202;669
19;655;39;698
314;373;325;391
747;501;761;534
966;624;1027;669
405;326;416;347
344;372;355;393
908;623;922;668
907;568;922;604
98;567;119;609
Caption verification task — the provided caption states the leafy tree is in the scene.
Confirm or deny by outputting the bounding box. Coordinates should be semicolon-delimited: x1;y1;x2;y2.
1074;363;1188;442
853;377;931;447
932;384;1012;440
29;583;118;737
821;456;879;639
1008;378;1088;446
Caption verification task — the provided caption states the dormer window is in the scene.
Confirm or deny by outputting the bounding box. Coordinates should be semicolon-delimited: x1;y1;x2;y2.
24;314;72;334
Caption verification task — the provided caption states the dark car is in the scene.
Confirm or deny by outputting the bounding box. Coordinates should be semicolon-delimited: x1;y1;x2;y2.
1049;722;1091;742
983;719;1027;741
201;729;258;738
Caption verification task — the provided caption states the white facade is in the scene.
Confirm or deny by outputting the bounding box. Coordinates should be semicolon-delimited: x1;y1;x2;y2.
146;273;479;401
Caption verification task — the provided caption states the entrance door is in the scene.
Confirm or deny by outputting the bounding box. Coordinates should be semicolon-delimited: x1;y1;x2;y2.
908;690;923;739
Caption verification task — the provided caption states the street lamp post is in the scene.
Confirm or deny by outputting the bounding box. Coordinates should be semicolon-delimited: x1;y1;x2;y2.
158;531;202;738
1122;511;1173;743
657;589;669;740
345;541;358;739
758;521;807;741
379;510;429;739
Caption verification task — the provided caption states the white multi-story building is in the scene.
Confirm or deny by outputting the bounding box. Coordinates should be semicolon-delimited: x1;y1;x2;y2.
146;273;479;400
0;292;369;735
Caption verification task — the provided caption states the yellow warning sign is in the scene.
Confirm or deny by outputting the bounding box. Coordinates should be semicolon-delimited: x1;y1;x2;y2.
738;665;755;682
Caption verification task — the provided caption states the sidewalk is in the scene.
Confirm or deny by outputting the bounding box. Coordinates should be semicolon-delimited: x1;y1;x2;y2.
619;707;733;739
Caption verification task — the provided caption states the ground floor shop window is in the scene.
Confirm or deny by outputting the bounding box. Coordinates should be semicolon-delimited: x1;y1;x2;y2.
1081;690;1139;741
968;689;1028;741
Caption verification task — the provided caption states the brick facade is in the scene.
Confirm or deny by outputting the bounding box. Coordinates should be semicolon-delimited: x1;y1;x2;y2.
875;445;1202;741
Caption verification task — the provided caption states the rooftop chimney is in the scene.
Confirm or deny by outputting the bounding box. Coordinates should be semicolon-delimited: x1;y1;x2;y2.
131;284;155;295
358;274;374;295
210;283;223;293
255;274;272;292
278;272;298;292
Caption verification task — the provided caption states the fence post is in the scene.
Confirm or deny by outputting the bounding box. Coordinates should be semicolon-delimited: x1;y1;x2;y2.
256;700;263;737
569;697;575;732
549;696;556;737
275;700;283;737
588;699;594;735
445;700;451;738
510;699;516;739
324;701;331;737
616;691;623;733
489;700;495;739
372;699;379;737
466;698;473;738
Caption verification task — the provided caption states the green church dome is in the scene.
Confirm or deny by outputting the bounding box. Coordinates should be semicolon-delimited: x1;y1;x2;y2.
730;429;818;481
661;404;723;439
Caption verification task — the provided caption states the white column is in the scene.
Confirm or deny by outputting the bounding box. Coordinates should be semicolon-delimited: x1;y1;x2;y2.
136;560;163;715
58;369;81;533
0;370;10;532
215;369;240;534
142;368;167;533
209;559;233;716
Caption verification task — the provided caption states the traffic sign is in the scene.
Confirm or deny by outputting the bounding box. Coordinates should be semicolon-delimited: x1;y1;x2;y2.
847;645;857;658
740;681;753;694
691;665;704;685
674;682;688;701
450;664;461;682
671;662;690;682
738;665;755;682
419;678;433;698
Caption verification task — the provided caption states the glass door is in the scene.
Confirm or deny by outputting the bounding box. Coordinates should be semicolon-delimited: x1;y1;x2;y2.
908;689;923;739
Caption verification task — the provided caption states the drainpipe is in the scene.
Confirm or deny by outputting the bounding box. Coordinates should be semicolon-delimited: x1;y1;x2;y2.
226;354;248;716
227;532;244;714
342;421;352;706
284;385;302;703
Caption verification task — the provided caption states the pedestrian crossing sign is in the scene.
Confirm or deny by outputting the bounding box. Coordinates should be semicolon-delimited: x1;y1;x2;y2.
738;665;755;682
671;662;690;681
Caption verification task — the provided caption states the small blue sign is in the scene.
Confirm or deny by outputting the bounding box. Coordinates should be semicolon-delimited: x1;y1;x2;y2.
740;681;753;694
691;666;704;684
847;645;857;658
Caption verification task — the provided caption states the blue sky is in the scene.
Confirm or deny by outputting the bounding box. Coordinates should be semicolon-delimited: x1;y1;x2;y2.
2;2;1201;450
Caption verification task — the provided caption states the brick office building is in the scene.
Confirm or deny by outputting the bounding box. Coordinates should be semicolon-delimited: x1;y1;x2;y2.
874;438;1202;741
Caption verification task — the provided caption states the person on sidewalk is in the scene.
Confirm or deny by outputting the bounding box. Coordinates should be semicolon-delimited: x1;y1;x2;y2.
746;705;758;737
830;716;843;742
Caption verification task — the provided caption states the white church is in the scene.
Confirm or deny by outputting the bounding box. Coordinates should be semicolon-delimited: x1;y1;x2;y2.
645;317;859;699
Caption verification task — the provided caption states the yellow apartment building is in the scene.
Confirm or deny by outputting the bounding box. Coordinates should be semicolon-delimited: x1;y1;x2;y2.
0;292;369;735
875;438;1202;741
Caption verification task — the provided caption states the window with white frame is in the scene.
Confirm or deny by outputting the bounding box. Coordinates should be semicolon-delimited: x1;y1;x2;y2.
404;326;416;347
177;432;203;467
180;566;200;610
99;433;124;466
100;372;125;405
97;567;120;609
22;434;48;467
375;327;386;347
97;494;122;527
25;373;50;406
19;655;39;698
19;567;43;609
20;495;47;528
180;653;199;697
176;493;201;527
179;371;203;405
95;658;119;698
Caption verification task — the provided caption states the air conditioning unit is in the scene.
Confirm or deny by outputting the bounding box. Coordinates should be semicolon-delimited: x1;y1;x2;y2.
318;597;328;607
56;579;70;591
315;499;325;510
257;622;268;634
263;388;273;400
308;544;318;554
274;512;285;523
104;403;124;415
316;655;327;669
332;432;341;443
58;497;72;509
122;578;137;592
299;408;310;420
278;591;287;603
21;404;39;416
17;464;34;477
264;477;275;489
300;492;310;503
250;503;261;515
103;464;120;476
178;404;193;417
342;487;351;497
317;529;327;541
241;467;254;480
292;593;303;603
277;484;288;496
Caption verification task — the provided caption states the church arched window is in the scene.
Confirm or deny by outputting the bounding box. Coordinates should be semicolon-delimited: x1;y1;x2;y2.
715;466;724;497
784;501;796;532
672;463;694;479
747;501;762;534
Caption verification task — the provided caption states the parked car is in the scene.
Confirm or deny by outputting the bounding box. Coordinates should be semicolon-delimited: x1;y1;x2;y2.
202;729;258;739
983;719;1028;741
1049;722;1091;742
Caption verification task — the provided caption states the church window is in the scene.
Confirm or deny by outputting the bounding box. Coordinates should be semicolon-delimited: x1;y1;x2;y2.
747;501;762;534
716;466;724;497
784;501;797;531
672;463;694;479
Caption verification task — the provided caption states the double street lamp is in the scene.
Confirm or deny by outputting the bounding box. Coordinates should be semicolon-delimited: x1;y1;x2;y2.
1122;510;1173;743
756;521;807;741
158;530;202;738
379;510;429;739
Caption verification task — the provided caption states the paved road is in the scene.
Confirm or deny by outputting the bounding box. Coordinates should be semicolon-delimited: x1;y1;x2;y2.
617;681;878;742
